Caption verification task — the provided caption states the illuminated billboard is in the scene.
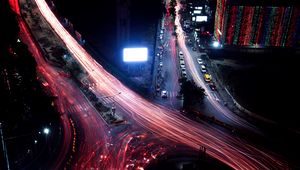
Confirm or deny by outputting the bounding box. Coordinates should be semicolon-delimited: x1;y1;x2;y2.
123;48;148;62
196;16;207;22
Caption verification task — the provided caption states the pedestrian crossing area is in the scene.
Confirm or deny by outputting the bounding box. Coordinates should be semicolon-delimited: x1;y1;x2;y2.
65;97;116;114
164;91;178;98
66;102;91;113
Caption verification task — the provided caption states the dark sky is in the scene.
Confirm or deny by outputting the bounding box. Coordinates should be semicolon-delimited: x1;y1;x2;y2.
53;0;164;59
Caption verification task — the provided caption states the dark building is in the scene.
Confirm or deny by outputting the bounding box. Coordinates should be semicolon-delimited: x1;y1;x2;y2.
214;0;300;47
116;0;131;51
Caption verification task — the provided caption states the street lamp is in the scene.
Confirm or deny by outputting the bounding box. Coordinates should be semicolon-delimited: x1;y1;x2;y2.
43;128;50;135
212;41;220;48
0;123;10;170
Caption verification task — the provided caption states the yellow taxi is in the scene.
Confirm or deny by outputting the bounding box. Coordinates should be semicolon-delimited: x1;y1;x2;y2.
204;73;212;82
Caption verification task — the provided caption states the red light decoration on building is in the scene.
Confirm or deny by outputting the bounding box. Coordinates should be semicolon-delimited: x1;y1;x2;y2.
214;0;300;47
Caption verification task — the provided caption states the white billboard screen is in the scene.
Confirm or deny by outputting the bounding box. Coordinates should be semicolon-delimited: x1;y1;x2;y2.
123;48;148;62
196;16;207;22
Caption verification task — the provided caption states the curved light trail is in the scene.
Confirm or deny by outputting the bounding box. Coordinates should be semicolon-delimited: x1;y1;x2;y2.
13;4;72;168
174;2;256;130
13;2;169;170
10;1;111;169
25;0;290;169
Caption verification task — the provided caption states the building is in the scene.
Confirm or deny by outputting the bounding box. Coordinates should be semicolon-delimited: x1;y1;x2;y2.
116;0;131;51
214;0;300;47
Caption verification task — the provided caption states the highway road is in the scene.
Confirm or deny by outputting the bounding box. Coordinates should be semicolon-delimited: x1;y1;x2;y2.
10;0;111;169
12;0;290;169
10;1;72;168
153;15;182;109
173;2;258;131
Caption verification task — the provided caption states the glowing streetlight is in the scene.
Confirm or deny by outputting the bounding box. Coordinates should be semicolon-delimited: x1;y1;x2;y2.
212;41;220;48
43;128;50;135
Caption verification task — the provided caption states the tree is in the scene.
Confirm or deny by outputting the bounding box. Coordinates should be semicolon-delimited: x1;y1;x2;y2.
180;80;205;109
168;0;177;17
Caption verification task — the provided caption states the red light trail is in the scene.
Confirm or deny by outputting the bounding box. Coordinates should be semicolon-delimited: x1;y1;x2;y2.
174;2;256;130
12;0;290;169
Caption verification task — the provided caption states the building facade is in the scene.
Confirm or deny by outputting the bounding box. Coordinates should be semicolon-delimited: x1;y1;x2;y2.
214;0;300;47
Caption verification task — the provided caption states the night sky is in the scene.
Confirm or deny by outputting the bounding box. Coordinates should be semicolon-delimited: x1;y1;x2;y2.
53;0;164;60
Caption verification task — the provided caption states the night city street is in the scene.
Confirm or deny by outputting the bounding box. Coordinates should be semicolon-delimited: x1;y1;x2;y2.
1;0;300;169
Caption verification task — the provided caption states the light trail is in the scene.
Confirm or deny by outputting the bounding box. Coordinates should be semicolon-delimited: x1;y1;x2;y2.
33;0;289;169
10;1;112;169
15;10;73;169
174;1;256;130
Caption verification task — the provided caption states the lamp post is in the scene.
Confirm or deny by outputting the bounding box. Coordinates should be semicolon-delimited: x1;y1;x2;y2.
42;127;50;146
0;123;10;170
0;125;50;170
43;128;50;135
100;92;121;116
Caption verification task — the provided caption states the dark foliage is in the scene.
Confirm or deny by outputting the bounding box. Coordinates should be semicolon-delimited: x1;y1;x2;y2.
180;80;205;109
0;1;61;169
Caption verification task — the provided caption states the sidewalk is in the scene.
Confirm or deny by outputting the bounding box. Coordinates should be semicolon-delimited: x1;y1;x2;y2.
20;0;67;66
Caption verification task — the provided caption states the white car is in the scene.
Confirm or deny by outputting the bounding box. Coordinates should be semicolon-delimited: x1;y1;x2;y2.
182;70;187;77
180;64;185;68
161;90;168;98
197;58;203;64
200;65;207;73
179;51;183;56
159;61;163;67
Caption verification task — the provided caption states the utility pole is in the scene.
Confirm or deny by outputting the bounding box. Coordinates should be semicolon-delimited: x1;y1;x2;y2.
199;145;206;161
0;123;10;170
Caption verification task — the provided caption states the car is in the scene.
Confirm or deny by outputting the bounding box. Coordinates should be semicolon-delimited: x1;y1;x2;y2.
161;90;168;98
156;84;161;91
187;39;193;46
204;73;212;82
200;65;207;73
197;58;203;64
159;61;163;67
182;71;187;77
180;62;185;67
209;82;216;91
179;51;183;56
